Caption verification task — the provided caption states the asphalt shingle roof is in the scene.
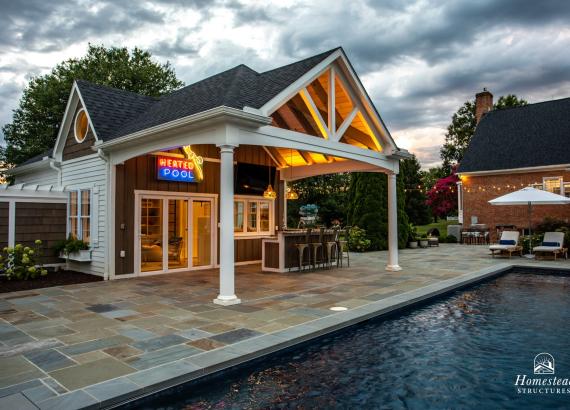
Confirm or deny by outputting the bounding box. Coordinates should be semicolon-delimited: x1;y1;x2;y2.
458;97;570;173
77;48;339;141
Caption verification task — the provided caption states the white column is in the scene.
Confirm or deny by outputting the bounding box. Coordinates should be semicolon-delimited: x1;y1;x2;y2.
386;173;402;271
214;144;241;305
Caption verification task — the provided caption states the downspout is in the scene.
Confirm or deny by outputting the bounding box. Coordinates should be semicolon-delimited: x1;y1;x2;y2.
97;148;111;281
49;160;62;187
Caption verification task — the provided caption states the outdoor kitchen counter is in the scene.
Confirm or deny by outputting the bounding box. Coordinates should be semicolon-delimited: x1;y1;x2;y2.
261;230;337;272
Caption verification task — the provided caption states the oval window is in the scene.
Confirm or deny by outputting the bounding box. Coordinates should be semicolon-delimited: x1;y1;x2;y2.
74;109;89;143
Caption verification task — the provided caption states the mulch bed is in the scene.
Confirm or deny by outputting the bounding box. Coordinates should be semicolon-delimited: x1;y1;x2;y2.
0;270;102;294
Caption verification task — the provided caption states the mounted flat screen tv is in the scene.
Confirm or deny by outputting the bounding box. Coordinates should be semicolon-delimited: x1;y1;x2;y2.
234;163;276;196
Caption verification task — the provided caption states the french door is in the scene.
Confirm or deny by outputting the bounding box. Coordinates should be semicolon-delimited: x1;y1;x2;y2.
136;192;216;275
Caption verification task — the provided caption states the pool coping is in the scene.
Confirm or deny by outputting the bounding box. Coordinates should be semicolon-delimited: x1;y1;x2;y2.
34;262;570;409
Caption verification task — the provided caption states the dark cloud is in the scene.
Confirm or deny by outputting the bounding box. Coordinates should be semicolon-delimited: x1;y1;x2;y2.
0;0;164;52
1;0;569;165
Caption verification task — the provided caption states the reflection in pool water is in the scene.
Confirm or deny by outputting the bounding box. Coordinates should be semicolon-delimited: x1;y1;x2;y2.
135;272;570;409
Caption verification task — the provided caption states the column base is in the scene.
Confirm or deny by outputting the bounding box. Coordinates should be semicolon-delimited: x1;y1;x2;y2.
213;295;242;306
385;264;402;272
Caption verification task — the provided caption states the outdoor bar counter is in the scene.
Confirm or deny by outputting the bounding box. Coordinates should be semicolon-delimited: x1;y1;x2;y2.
262;229;337;272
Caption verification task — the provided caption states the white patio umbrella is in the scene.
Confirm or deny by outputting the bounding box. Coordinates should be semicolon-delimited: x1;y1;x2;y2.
489;186;570;257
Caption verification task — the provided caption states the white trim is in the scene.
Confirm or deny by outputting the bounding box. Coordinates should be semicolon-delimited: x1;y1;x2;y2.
99;106;271;151
8;201;15;247
458;164;570;176
8;158;54;176
335;107;359;142
60;153;100;165
107;163;116;280
328;66;336;134
73;108;89;143
299;88;329;139
260;50;343;116
74;84;99;141
132;190;218;277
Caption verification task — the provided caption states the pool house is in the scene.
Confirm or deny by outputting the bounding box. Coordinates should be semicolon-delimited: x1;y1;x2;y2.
2;47;408;305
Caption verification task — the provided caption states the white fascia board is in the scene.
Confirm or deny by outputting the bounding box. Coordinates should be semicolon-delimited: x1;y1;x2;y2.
281;159;386;181
458;164;570;177
8;158;55;176
239;125;398;173
98;106;271;152
259;49;343;116
336;52;399;153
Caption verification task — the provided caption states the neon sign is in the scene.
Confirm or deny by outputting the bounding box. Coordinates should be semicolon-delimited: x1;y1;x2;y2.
157;147;204;183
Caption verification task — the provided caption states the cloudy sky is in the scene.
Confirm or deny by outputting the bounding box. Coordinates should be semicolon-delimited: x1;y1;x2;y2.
1;0;569;167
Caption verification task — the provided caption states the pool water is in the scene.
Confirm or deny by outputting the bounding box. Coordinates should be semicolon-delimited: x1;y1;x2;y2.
135;272;570;409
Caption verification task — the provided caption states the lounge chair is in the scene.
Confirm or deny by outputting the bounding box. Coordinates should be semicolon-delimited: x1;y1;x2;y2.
489;231;522;258
533;232;567;260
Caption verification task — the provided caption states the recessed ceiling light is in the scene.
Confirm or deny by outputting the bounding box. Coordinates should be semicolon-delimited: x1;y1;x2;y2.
329;306;348;311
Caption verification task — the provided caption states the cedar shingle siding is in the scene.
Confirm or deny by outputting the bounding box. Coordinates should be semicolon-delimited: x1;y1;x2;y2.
14;203;67;264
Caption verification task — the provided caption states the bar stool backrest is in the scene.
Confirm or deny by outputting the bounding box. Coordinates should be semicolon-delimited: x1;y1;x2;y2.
305;228;312;243
319;227;325;243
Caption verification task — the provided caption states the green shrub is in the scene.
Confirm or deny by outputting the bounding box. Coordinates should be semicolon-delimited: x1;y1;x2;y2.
446;234;457;243
54;235;90;257
348;226;371;252
522;234;543;254
0;240;47;280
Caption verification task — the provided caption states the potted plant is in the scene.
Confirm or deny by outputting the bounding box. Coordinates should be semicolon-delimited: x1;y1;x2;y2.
54;236;91;262
419;234;429;248
408;224;418;248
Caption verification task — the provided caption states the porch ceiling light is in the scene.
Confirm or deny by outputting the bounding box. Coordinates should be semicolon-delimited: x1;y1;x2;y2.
263;184;277;199
286;186;298;200
329;306;348;311
263;164;277;199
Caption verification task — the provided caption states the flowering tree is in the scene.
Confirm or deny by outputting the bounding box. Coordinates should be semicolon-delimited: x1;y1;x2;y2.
426;170;459;218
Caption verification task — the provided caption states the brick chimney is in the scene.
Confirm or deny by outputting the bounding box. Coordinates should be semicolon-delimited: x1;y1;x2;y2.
475;88;493;124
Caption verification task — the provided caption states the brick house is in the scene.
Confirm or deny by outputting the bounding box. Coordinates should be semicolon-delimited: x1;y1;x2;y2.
457;90;570;240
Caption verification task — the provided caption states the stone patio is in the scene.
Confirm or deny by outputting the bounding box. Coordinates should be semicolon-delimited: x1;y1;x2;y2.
0;245;568;409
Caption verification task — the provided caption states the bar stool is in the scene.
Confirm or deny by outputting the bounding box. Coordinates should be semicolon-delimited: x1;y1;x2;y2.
309;228;325;270
337;227;350;267
293;229;311;272
324;228;339;269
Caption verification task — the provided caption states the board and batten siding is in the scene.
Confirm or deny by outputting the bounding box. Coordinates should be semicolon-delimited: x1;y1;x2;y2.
61;154;108;276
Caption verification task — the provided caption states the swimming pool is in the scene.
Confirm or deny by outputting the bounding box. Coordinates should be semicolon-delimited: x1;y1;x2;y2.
129;271;570;409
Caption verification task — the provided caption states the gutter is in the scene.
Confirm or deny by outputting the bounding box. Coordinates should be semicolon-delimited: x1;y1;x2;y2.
97;106;272;151
48;160;62;186
458;163;570;177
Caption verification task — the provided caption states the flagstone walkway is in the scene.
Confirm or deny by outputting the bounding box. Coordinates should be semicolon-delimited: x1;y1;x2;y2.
0;245;568;409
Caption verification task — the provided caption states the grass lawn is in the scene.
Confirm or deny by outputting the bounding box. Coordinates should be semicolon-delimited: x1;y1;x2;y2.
416;220;456;236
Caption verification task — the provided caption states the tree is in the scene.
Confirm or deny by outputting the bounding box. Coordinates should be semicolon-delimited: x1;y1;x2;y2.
494;94;528;110
439;100;476;173
287;173;351;227
347;172;409;250
439;94;528;171
1;44;184;166
425;169;459;219
400;155;431;226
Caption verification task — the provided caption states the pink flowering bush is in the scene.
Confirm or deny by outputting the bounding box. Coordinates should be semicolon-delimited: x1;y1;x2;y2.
426;170;459;218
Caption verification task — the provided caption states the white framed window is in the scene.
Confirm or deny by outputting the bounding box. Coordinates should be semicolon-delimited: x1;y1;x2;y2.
233;196;273;236
68;189;91;244
543;177;562;195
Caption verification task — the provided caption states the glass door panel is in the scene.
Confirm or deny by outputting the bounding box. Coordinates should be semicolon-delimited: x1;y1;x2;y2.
192;200;212;267
140;198;163;272
168;199;188;269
